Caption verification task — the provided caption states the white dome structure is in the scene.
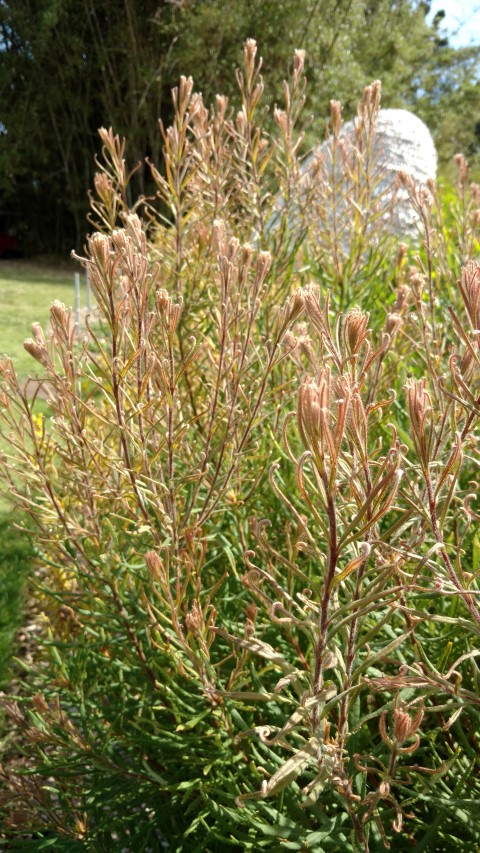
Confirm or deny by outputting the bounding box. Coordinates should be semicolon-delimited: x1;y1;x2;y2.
309;108;438;237
266;107;437;244
370;109;437;185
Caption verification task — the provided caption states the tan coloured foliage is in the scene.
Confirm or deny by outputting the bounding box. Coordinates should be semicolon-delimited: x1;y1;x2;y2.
1;42;480;851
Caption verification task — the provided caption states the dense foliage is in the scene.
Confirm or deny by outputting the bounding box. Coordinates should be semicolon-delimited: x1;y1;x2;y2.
1;46;480;850
0;0;479;253
0;517;33;687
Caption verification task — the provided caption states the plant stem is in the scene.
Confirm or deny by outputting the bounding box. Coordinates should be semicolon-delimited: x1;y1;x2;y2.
312;491;338;729
425;472;480;626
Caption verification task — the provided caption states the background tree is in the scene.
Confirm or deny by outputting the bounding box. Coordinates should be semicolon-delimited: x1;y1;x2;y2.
0;0;478;254
0;0;182;251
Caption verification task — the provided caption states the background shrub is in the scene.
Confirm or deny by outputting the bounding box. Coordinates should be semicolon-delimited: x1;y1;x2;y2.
1;43;480;851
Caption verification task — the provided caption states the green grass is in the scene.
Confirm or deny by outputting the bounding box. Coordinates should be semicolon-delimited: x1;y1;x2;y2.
0;260;75;683
0;259;79;379
0;260;77;511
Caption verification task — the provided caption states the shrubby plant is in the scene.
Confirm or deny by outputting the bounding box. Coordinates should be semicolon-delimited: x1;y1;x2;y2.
0;41;479;852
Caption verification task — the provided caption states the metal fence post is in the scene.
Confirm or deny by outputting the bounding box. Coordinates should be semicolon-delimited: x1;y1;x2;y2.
74;272;81;336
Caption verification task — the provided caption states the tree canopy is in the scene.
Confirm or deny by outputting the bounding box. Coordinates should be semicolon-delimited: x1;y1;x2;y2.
0;0;478;254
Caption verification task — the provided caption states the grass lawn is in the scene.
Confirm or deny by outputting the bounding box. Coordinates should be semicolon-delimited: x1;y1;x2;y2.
0;258;80;379
0;259;76;679
0;259;80;510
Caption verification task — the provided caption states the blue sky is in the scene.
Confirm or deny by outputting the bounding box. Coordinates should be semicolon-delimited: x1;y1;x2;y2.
427;0;480;47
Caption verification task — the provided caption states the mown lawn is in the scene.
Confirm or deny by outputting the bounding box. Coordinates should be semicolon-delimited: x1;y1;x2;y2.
0;259;78;378
0;260;76;684
0;260;78;508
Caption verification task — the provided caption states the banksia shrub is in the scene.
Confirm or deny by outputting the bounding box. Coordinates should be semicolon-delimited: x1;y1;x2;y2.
1;42;480;852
